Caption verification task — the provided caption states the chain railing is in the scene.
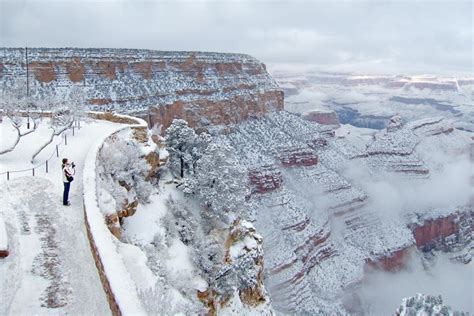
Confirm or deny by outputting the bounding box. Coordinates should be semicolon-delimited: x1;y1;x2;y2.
0;120;82;181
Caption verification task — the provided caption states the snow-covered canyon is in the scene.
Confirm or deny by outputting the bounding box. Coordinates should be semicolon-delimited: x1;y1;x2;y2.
1;48;472;315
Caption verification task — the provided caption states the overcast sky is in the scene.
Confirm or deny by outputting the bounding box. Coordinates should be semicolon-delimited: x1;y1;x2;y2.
1;0;472;75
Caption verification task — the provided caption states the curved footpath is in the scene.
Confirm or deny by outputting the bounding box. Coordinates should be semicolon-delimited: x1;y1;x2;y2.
0;117;133;315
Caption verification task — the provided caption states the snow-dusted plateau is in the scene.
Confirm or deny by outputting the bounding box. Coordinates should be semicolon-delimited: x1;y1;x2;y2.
0;48;472;315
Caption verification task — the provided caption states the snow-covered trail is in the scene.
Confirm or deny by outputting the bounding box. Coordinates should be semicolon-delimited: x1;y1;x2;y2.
0;120;123;315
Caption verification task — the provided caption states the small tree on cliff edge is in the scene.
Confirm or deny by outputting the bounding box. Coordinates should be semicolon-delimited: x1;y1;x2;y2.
165;119;208;178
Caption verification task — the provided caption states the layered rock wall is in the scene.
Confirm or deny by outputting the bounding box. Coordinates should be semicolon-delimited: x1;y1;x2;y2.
0;48;283;131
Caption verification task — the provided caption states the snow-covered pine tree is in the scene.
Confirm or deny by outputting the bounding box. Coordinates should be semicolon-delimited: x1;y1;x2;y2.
165;119;209;178
184;141;250;224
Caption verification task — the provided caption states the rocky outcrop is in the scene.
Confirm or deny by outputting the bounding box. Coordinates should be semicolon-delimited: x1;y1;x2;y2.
225;219;268;307
0;48;283;131
105;213;121;239
198;219;272;314
386;115;403;132
410;208;472;253
366;247;413;272
249;165;282;194
278;147;319;167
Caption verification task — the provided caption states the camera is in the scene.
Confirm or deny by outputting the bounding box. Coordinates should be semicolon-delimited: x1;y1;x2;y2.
71;162;76;168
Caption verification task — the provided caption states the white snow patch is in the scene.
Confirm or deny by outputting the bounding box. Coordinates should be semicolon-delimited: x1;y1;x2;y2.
118;242;157;290
166;238;207;292
122;192;168;244
0;213;7;253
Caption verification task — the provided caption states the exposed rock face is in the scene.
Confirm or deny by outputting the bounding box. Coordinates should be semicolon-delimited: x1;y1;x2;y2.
303;110;340;126
413;215;458;248
409;207;473;254
105;213;121;239
0;48;283;131
366;247;413;272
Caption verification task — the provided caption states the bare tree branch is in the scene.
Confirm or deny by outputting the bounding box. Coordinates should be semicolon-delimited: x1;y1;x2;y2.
30;117;73;163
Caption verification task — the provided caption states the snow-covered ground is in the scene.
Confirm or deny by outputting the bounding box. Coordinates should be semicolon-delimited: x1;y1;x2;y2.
0;213;7;255
0;117;126;315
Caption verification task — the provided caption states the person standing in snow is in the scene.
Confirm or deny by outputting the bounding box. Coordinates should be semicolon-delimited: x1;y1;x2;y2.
62;158;75;206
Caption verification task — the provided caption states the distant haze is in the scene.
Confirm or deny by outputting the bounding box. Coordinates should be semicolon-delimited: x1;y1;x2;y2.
1;0;472;75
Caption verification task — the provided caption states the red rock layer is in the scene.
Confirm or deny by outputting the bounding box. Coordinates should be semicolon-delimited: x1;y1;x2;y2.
1;49;284;131
279;148;319;167
148;90;284;131
413;214;458;248
303;111;340;125
249;166;283;194
366;247;413;272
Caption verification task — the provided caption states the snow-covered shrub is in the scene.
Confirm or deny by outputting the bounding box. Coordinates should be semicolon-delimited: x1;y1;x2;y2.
214;266;237;300
235;252;260;290
194;233;224;276
166;196;197;245
98;136;153;211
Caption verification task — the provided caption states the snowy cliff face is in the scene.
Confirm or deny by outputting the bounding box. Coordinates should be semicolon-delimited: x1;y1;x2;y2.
0;48;283;131
95;129;274;315
214;111;472;314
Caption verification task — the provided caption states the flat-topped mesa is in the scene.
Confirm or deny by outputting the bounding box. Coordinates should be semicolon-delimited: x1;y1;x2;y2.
0;47;284;130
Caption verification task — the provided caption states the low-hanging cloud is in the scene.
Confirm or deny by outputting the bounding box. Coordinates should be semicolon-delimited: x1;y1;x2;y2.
358;254;474;315
341;145;472;218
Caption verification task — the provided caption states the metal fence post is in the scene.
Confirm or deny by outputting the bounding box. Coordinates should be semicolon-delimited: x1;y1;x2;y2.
46;160;49;173
32;168;35;177
7;172;9;181
56;145;59;157
65;134;67;146
73;126;75;136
